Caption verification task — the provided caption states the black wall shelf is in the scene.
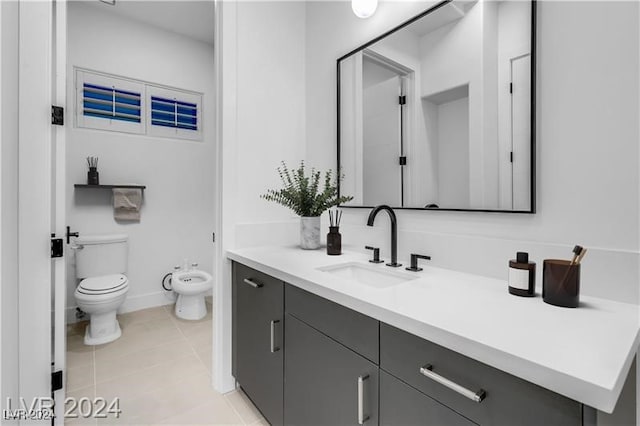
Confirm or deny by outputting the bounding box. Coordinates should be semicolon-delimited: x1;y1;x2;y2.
74;184;146;190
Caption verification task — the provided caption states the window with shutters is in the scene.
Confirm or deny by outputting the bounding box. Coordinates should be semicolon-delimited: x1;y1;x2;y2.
76;70;146;134
75;69;203;141
147;85;202;141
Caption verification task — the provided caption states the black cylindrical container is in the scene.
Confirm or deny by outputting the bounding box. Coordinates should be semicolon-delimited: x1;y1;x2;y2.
326;226;342;255
508;251;536;297
87;167;99;185
543;259;580;308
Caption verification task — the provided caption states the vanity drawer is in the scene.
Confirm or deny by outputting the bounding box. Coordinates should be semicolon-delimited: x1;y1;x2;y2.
380;370;477;426
285;284;379;363
380;323;583;426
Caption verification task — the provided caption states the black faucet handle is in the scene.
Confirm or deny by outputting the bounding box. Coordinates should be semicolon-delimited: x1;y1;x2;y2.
406;253;431;272
365;246;384;264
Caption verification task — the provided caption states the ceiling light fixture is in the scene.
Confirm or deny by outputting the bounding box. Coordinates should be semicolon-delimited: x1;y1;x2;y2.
352;0;378;19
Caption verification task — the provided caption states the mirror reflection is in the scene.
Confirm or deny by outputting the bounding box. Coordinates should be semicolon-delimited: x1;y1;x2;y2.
339;0;534;211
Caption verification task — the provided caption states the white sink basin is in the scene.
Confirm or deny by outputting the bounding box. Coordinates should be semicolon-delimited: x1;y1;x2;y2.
317;262;418;289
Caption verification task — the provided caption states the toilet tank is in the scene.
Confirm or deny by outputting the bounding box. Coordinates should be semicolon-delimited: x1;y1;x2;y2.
75;234;128;279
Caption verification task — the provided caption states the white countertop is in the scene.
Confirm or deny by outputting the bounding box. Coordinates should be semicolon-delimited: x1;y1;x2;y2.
226;245;639;413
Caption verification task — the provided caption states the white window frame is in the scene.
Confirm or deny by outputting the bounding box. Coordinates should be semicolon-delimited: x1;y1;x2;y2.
147;85;203;141
75;69;146;135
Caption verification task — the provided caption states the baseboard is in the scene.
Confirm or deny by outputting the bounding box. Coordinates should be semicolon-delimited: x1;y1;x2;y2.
65;290;177;324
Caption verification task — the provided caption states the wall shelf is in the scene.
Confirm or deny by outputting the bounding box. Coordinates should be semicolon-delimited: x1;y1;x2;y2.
74;184;146;190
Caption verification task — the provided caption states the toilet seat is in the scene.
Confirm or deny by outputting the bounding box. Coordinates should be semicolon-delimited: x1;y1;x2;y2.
77;274;128;295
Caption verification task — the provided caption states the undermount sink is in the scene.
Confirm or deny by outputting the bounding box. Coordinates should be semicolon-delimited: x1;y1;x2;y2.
317;262;418;289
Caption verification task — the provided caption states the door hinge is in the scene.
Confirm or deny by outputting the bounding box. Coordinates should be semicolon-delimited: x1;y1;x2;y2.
52;370;63;392
51;106;64;125
510;151;514;163
399;156;407;166
51;238;63;258
509;83;513;94
212;232;216;243
399;95;407;105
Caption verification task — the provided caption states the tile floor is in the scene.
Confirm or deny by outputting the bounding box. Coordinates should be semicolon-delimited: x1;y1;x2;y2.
65;302;265;425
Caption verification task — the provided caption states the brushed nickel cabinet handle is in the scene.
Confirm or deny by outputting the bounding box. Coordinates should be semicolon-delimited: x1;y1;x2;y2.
270;320;280;353
357;374;370;424
243;278;263;288
419;365;486;403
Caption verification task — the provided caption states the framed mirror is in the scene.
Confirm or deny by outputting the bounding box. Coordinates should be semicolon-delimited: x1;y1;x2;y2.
338;0;536;212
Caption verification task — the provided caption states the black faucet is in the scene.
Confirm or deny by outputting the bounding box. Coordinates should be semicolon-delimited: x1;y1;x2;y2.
366;205;401;267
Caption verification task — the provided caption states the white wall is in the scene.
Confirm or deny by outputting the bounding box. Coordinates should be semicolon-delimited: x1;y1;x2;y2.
66;3;216;318
0;0;20;415
305;0;639;305
216;0;306;392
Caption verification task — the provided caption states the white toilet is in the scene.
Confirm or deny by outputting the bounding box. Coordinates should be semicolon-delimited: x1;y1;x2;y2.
73;234;130;345
172;268;212;320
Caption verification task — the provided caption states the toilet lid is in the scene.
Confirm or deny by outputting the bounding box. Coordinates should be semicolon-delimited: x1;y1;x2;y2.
78;274;128;295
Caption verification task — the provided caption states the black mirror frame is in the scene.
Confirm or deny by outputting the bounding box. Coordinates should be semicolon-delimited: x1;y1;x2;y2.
337;0;537;214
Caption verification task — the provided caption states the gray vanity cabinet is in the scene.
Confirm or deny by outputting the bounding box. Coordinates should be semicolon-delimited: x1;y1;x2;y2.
232;263;284;425
284;314;379;426
231;262;597;426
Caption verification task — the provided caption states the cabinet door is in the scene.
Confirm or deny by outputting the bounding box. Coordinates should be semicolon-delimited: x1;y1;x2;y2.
284;314;379;426
380;370;477;426
233;262;284;425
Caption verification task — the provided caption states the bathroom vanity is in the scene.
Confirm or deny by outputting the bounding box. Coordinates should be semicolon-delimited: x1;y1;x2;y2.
229;247;638;425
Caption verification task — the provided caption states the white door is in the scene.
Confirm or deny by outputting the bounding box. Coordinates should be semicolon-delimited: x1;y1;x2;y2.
363;76;402;206
17;1;67;423
511;54;531;211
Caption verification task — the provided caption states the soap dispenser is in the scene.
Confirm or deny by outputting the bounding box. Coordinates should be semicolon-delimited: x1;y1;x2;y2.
508;252;536;297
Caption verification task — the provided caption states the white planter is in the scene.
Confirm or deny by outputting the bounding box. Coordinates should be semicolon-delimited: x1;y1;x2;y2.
300;216;321;250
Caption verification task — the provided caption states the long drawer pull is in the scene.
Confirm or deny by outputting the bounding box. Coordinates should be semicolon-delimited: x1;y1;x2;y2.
243;278;263;288
270;320;280;353
419;365;486;403
357;374;370;424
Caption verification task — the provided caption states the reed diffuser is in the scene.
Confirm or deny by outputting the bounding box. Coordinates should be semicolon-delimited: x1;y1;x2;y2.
87;156;99;185
327;209;342;255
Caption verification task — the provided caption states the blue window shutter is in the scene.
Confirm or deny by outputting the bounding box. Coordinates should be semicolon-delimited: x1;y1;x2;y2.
83;83;141;123
150;96;198;131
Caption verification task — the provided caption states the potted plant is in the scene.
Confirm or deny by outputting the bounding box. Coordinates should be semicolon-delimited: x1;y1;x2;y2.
261;161;353;249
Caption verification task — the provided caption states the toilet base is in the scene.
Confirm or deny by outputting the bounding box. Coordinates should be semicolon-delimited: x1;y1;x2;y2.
175;294;207;320
84;310;122;345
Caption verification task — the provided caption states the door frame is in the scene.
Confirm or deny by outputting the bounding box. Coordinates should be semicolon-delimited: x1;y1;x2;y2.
52;1;68;422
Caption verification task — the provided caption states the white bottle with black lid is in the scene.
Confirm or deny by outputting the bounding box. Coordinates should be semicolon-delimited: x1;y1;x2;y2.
508;252;536;297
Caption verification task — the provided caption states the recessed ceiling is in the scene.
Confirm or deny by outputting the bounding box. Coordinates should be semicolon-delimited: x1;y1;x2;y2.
406;0;477;38
86;0;215;46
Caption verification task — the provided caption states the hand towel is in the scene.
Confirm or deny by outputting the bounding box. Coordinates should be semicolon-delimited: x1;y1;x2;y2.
113;188;142;221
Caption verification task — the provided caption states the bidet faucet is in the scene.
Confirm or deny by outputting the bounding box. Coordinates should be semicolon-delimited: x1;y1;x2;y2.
366;205;401;267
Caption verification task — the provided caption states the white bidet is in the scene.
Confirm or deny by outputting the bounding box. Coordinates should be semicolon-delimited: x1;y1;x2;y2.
172;269;213;320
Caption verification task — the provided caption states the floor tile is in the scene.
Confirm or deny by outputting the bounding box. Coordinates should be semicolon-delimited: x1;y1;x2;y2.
225;389;263;425
118;306;170;328
67;303;257;425
67;363;94;393
95;339;197;384
67;346;94;369
95;353;206;402
158;397;243;425
64;386;97;426
195;348;212;374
